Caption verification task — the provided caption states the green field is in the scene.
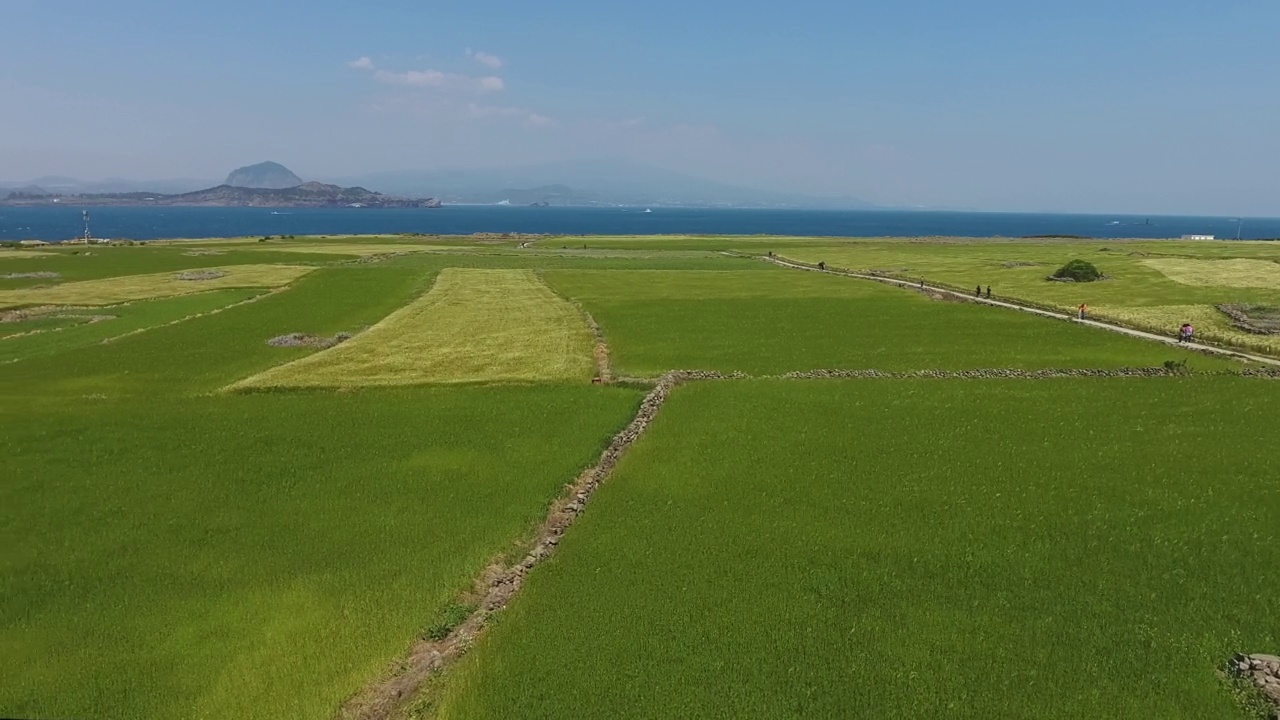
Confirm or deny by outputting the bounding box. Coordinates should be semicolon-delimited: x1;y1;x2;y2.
432;378;1280;719
773;239;1280;355
543;268;1237;375
3;234;1278;720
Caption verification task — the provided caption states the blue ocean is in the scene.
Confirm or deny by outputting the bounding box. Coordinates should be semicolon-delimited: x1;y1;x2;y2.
1;205;1277;242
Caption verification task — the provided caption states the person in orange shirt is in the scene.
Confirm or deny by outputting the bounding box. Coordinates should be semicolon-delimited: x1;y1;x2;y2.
1077;303;1088;320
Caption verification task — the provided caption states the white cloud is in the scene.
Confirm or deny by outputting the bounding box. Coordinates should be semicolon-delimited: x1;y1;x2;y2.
369;68;504;94
466;103;556;127
467;50;504;69
347;56;375;71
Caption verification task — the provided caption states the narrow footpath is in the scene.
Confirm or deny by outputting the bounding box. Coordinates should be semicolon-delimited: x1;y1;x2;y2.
765;255;1280;369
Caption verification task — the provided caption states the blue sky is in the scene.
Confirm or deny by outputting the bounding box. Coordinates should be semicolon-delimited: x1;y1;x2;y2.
2;0;1277;214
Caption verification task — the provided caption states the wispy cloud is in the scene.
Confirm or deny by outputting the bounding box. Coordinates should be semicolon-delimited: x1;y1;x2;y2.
370;68;504;94
466;49;504;69
466;103;555;127
347;56;375;71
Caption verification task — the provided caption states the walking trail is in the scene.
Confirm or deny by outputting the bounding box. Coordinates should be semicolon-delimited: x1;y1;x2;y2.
765;254;1280;368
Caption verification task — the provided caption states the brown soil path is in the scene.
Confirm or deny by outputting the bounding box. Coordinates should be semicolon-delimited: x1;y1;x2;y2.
765;255;1280;368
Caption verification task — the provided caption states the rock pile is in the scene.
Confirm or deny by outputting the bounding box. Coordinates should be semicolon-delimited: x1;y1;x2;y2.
266;332;352;349
0;271;59;279
1230;653;1280;714
1219;304;1280;335
341;371;700;720
781;367;1191;380
174;269;227;281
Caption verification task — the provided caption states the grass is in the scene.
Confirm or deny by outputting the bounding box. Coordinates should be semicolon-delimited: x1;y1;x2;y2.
0;263;316;309
775;239;1280;355
260;243;468;256
1141;258;1280;288
0;249;54;259
7;235;1277;720
542;268;1237;376
1094;304;1280;356
432;377;1280;719
0;385;644;720
0;245;341;285
0;289;262;364
234;268;596;389
0;266;429;399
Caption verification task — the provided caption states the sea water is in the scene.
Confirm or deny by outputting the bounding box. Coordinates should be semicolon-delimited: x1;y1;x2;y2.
1;205;1277;242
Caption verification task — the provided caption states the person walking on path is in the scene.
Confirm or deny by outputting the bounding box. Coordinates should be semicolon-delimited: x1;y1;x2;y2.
817;261;826;271
985;286;992;299
975;285;983;297
1178;322;1195;343
1077;303;1088;320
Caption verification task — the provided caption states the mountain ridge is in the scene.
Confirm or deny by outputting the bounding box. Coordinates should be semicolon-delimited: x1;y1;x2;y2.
225;161;304;189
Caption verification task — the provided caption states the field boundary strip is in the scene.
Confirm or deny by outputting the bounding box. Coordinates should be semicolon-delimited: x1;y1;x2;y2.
764;254;1280;368
535;270;612;383
338;371;726;720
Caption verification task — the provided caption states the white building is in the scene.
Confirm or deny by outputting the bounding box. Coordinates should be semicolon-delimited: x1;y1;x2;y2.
1181;234;1215;240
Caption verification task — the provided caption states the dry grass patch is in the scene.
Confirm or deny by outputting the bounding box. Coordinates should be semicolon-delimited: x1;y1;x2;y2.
0;264;315;309
1141;258;1280;289
232;268;595;388
0;250;55;259
1093;303;1280;355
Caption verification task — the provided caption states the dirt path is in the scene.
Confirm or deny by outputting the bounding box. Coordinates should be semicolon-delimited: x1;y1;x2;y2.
338;371;728;720
765;255;1280;369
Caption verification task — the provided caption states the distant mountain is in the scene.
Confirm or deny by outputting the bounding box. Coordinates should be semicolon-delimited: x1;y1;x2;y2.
225;161;304;190
1;176;213;195
0;181;441;208
332;159;877;209
1;185;50;198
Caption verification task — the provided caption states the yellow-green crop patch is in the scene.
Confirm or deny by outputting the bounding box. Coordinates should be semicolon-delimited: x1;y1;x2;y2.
1093;303;1280;356
233;268;595;388
1141;258;1280;288
0;264;316;309
0;249;55;259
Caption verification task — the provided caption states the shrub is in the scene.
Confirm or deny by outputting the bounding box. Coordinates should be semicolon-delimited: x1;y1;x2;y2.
1053;259;1102;282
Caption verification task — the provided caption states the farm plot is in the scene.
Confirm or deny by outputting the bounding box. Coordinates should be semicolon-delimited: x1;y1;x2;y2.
0;263;315;309
0;288;262;364
0;385;644;720
261;243;468;256
1;266;428;398
234;268;596;389
542;268;1232;376
779;240;1280;357
432;377;1280;719
1141;258;1280;289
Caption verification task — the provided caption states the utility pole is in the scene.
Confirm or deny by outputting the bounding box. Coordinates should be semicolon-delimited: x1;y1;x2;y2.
83;210;92;243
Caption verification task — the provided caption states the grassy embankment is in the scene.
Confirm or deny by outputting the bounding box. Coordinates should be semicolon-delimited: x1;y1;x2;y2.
433;377;1280;719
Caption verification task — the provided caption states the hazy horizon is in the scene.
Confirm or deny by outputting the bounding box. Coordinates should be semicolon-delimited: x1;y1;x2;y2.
3;1;1278;216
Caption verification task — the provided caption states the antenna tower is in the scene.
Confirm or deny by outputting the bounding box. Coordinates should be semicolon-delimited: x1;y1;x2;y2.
83;210;91;243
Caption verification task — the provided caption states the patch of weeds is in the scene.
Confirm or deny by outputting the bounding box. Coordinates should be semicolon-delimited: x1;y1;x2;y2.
424;602;477;642
1219;666;1276;720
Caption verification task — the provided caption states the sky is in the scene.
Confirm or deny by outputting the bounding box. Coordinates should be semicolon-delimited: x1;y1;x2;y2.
1;0;1277;215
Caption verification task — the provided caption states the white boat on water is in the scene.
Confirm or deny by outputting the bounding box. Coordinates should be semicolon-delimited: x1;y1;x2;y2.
643;208;652;213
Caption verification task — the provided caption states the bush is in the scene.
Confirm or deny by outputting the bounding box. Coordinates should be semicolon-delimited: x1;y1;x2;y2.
1053;259;1102;282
